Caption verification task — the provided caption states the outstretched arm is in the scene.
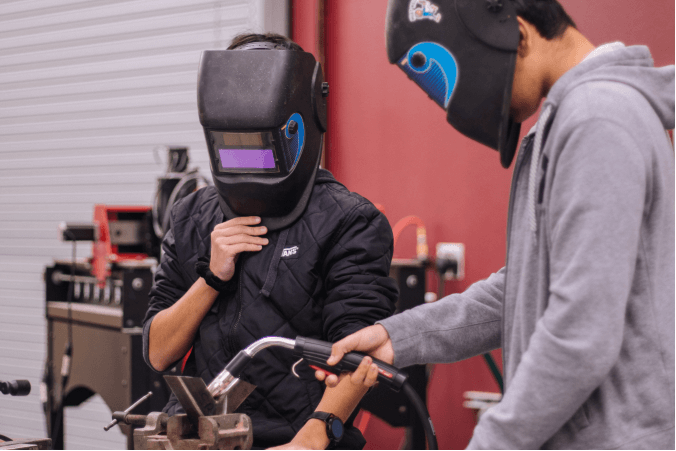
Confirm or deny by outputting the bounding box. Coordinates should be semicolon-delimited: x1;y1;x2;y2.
321;268;505;388
379;267;504;368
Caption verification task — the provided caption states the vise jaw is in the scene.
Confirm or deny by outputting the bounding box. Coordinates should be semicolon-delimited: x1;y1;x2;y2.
130;375;255;450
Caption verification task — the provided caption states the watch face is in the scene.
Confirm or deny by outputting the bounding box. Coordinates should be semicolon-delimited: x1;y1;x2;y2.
330;417;343;440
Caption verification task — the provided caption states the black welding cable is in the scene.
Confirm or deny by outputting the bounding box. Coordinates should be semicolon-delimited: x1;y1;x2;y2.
402;381;438;450
482;353;504;393
161;170;210;234
152;170;210;239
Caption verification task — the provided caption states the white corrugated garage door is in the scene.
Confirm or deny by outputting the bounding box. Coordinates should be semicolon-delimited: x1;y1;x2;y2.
0;0;288;448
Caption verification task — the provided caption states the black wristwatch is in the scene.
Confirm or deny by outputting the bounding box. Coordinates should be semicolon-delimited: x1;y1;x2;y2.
194;256;232;292
307;411;344;446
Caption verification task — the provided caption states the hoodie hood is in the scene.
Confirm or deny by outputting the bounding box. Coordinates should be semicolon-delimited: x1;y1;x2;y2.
545;44;675;130
523;44;675;234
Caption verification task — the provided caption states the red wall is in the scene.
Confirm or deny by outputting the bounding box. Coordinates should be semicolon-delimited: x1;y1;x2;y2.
291;0;321;59
293;1;675;448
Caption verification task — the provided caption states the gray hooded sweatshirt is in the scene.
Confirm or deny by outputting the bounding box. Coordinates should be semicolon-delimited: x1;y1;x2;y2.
379;44;675;449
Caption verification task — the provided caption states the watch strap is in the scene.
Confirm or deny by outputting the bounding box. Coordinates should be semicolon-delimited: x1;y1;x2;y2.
307;411;332;422
195;256;233;292
306;411;343;445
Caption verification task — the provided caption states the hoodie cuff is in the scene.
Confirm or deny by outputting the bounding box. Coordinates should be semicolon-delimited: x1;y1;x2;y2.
376;311;421;368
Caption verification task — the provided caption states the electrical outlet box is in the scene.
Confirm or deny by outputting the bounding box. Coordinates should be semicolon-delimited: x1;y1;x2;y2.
436;242;465;280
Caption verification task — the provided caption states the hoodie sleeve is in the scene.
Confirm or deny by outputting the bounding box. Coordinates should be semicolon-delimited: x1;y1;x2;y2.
320;202;399;342
468;118;647;449
378;268;504;367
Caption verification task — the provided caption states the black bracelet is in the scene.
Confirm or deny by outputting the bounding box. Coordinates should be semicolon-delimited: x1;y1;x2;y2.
195;256;232;292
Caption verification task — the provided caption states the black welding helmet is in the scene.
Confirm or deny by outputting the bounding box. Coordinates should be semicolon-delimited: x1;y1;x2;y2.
386;0;522;168
197;44;327;230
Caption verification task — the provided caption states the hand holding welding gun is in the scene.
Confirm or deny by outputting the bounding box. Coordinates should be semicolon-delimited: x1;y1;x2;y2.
269;356;381;450
148;216;268;371
315;324;394;388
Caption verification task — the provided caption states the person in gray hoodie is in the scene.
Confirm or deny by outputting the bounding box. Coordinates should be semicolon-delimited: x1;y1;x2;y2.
319;0;675;448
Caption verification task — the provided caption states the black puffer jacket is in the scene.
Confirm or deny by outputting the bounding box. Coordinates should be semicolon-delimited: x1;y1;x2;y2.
142;169;398;449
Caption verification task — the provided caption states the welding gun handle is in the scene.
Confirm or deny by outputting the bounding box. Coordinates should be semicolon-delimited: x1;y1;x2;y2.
294;336;408;392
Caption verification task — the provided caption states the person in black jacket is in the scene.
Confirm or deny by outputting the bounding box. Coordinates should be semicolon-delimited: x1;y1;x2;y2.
142;33;398;450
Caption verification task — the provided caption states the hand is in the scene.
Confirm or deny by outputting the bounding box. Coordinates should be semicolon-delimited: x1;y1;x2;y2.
267;442;312;450
274;358;380;449
210;216;268;281
267;419;328;450
316;325;394;388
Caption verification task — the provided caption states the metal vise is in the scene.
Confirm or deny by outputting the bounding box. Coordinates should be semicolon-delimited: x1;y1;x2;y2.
134;410;251;450
106;375;256;450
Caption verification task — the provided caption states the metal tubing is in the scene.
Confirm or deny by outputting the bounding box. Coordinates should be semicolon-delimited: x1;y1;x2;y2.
104;391;153;431
207;337;296;399
242;337;295;356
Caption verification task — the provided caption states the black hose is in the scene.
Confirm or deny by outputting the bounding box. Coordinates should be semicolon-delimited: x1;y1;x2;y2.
402;381;438;450
482;353;504;393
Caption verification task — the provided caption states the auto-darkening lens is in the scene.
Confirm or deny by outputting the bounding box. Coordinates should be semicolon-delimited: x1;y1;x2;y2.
218;148;275;169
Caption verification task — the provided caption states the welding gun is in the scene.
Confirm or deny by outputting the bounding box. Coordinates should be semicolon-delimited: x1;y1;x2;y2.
207;336;438;450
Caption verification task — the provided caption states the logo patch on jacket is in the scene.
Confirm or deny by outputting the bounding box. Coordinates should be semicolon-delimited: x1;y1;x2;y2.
281;246;299;258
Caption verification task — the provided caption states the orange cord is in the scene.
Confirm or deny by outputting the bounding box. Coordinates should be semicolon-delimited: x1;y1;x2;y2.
392;215;428;261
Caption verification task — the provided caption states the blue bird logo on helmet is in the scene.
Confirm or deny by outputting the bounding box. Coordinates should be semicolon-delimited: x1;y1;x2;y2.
398;42;458;109
387;0;521;168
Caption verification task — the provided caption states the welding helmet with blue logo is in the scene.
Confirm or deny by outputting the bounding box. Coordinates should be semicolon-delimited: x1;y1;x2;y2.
386;0;522;167
197;44;328;230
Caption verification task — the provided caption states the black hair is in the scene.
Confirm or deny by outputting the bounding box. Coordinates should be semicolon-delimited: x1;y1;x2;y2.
227;32;304;51
511;0;577;39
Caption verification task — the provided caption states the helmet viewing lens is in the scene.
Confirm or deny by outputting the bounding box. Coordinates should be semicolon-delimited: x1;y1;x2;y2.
219;148;275;169
209;131;279;173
